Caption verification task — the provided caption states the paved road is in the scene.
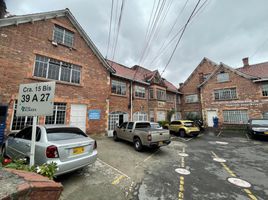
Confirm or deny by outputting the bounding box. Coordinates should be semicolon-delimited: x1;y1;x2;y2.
59;131;268;200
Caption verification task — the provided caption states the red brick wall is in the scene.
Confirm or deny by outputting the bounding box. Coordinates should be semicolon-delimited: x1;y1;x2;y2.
0;17;110;134
201;65;268;126
179;59;217;118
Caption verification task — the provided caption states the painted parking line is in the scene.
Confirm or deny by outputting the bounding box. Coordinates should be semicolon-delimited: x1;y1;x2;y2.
211;151;258;200
97;158;130;179
112;175;126;185
178;176;184;200
135;148;160;169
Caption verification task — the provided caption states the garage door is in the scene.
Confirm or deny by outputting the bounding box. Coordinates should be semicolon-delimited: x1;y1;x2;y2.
70;104;87;133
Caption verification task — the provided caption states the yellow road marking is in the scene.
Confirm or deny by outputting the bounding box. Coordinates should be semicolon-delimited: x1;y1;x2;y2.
211;151;258;200
135;149;160;168
112;175;125;185
178;176;184;200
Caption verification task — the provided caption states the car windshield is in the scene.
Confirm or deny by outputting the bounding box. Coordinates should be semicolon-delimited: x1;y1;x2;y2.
136;123;151;129
184;122;194;127
46;127;88;141
251;120;268;126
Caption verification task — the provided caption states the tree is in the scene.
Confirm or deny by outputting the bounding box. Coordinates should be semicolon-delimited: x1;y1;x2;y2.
167;109;175;122
0;0;7;19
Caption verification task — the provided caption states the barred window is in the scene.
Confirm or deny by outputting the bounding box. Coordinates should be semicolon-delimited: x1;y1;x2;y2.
157;89;166;101
223;110;248;124
11;101;34;131
214;88;237;100
34;55;81;84
53;25;74;47
185;94;198;103
217;73;229;82
135;86;145;98
111;80;126;95
262;84;268;96
45;103;66;125
133;112;148;122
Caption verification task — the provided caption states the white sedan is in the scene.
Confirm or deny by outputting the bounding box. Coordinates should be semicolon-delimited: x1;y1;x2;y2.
1;125;97;176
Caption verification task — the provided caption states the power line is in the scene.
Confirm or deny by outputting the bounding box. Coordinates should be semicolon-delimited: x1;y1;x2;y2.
250;37;268;58
160;0;202;76
152;0;209;68
106;0;114;59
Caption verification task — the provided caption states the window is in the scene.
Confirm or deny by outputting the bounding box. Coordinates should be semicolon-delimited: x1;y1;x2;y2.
34;55;81;84
45;103;66;125
127;122;134;129
53;25;74;47
176;95;181;104
214;88;237;100
167;94;175;102
217;73;229;82
120;122;128;129
111;80;126;95
149;89;154;99
185;112;201;120
133;112;148;121
135;86;146;98
262;84;268;96
223;110;248;124
263;112;268;119
157;89;166;101
11;101;34;131
157;111;166;121
185;94;198;103
170;121;181;125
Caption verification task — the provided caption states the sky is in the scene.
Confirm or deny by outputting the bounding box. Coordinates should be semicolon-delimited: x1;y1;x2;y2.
5;0;268;87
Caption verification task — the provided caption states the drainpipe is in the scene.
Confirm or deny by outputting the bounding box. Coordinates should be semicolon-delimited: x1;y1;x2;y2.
130;81;133;121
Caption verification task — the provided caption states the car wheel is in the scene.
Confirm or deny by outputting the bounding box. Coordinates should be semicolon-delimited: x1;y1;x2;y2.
113;131;119;141
134;138;143;151
179;129;186;137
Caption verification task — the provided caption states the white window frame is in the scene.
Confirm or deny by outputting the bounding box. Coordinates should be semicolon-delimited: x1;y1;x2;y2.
111;80;126;95
157;89;166;101
33;55;81;84
53;25;74;47
133;112;148;121
185;94;199;103
214;88;237;100
217;73;229;83
45;103;67;125
135;86;146;98
149;89;154;99
262;84;268;96
223;110;248;124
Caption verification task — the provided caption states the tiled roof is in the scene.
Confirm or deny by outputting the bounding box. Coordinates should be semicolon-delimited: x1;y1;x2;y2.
237;61;268;78
108;60;178;93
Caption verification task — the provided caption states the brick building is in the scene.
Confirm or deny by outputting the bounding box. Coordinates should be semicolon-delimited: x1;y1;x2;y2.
178;57;218;120
199;58;268;127
107;61;180;135
0;9;115;135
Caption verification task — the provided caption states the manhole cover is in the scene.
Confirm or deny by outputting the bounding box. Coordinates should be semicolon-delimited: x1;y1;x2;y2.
175;168;190;175
215;141;228;145
178;153;189;157
213;158;226;163
227;178;251;188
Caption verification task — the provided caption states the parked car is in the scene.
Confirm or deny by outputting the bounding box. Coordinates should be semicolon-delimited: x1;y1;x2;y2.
1;125;97;176
247;119;268;138
150;122;163;129
168;120;200;137
113;121;171;151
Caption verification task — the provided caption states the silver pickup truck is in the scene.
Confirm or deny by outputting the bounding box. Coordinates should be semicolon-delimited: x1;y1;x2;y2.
113;121;171;151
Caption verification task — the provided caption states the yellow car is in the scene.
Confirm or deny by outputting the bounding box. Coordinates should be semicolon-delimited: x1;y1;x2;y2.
168;120;200;137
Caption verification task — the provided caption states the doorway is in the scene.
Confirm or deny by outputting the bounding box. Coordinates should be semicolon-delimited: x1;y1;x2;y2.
0;106;8;145
207;110;217;127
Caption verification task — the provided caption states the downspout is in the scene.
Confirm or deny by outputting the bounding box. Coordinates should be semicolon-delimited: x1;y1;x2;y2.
130;81;133;121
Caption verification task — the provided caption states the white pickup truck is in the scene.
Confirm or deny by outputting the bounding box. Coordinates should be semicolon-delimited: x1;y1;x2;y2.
113;121;171;151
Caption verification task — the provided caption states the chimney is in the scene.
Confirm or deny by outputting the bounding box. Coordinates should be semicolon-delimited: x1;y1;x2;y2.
179;83;183;88
242;57;249;67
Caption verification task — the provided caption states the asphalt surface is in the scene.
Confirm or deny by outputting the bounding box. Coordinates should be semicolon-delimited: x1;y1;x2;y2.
58;131;268;200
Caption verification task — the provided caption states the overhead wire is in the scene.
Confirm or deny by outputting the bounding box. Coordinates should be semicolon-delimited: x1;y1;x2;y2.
106;0;114;59
250;37;268;59
160;0;202;76
152;0;209;67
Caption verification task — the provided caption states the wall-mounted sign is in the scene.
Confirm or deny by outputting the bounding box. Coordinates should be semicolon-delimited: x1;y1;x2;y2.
17;82;55;117
88;109;101;120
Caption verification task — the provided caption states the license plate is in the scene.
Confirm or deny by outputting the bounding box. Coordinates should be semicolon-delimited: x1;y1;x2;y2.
73;147;84;155
159;141;164;146
265;132;268;135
